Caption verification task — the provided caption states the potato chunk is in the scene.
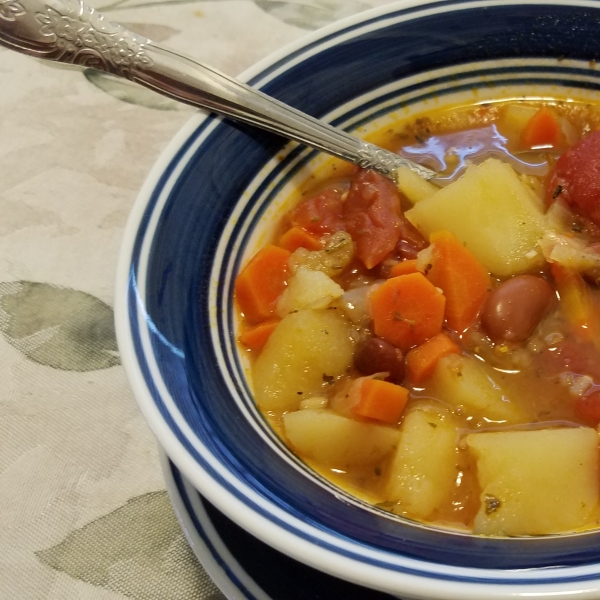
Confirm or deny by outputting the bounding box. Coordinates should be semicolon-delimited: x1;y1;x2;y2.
466;427;600;536
276;267;344;317
424;354;526;423
405;158;548;277
386;405;458;519
395;165;438;204
252;309;354;413
283;409;400;468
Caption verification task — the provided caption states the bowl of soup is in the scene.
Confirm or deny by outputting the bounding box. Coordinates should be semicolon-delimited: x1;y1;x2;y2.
115;0;600;597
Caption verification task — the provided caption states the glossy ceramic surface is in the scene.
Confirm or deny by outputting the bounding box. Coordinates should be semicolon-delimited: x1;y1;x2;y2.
116;1;600;597
161;450;398;600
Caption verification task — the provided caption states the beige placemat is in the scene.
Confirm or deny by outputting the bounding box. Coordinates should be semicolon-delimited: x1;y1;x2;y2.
0;1;393;597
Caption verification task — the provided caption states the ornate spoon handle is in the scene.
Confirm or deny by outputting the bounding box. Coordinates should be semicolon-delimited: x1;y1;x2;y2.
0;0;437;181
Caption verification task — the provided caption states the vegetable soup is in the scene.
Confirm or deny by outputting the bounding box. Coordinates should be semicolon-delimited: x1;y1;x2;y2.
235;98;600;536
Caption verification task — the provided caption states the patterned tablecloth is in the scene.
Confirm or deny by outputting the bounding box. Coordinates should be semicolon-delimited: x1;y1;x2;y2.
0;0;398;598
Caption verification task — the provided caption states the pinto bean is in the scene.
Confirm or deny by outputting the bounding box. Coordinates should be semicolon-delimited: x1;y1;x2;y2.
354;337;405;383
481;275;556;342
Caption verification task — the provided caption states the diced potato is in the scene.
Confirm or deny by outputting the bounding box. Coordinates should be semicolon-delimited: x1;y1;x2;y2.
276;267;344;317
283;408;400;467
424;354;526;423
467;428;600;536
252;309;354;413
386;404;458;519
405;158;548;277
395;165;438;204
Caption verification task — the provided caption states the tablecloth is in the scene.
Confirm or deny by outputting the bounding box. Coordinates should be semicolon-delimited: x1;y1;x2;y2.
0;0;394;597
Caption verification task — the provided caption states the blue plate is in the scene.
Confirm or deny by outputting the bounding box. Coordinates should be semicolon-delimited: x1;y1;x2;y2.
116;1;600;597
161;450;399;600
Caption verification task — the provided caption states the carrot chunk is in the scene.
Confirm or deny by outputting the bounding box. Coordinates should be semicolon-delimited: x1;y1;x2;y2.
426;230;491;332
353;378;409;424
520;107;562;149
278;226;323;253
235;245;291;324
406;332;461;383
370;272;446;352
238;319;280;351
389;259;419;278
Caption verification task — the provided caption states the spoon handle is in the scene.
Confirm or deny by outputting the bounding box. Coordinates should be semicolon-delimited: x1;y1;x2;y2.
0;0;436;181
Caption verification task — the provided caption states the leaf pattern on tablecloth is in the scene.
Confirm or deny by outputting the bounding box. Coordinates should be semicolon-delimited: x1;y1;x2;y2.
36;491;225;600
254;0;370;29
0;281;120;371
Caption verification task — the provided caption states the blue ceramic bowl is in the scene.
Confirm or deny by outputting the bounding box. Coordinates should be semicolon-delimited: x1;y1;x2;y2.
115;1;600;597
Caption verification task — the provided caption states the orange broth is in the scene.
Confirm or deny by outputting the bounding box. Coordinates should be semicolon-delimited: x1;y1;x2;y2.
235;98;600;534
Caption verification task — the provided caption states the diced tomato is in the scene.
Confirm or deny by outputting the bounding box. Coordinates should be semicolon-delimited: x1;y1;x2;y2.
343;170;403;269
287;188;345;235
546;130;600;226
540;338;600;382
574;390;600;425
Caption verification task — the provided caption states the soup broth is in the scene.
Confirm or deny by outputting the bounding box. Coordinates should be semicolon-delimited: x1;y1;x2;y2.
235;97;600;536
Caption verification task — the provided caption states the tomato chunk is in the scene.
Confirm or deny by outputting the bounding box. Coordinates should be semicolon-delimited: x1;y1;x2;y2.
546;130;600;226
343;170;403;269
574;390;600;425
288;188;345;235
541;338;600;382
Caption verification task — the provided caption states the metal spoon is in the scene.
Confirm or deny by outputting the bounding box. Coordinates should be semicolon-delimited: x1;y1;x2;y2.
0;0;437;182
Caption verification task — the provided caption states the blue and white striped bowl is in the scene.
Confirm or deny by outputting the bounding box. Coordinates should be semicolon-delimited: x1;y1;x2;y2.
115;1;600;597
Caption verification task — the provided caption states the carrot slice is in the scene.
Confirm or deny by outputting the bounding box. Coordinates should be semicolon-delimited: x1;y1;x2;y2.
235;245;291;324
426;230;491;332
389;259;419;278
520;107;562;149
551;262;600;342
370;272;445;352
278;226;323;253
238;319;280;350
406;332;461;383
352;378;409;424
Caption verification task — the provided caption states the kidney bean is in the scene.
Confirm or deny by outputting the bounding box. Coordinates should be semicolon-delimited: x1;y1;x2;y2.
481;275;556;342
396;216;428;260
354;337;405;383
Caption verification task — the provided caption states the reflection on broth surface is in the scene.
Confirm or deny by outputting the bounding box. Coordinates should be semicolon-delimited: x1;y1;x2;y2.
235;98;600;537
